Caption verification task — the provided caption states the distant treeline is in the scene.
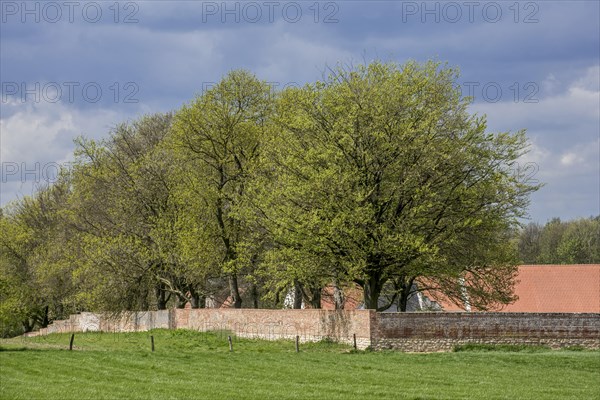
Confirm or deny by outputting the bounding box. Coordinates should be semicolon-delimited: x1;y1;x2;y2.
517;217;600;264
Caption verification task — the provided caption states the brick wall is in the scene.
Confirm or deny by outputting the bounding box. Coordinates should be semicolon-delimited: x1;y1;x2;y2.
373;312;600;351
174;308;374;349
32;310;600;352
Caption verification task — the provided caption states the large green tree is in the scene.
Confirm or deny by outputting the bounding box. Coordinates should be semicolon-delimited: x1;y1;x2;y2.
556;217;600;263
0;177;75;336
0;62;549;324
69;113;206;311
251;61;539;310
170;70;273;308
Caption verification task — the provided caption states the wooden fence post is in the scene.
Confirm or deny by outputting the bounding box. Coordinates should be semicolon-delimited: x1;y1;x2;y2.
228;336;233;352
69;333;75;351
295;335;300;353
151;335;155;352
353;333;357;350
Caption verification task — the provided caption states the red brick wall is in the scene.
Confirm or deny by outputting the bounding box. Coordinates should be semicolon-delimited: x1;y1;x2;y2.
373;312;600;351
172;308;374;349
34;310;600;352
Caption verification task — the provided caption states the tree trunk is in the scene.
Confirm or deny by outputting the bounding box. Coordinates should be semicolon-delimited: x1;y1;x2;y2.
275;288;282;307
293;280;303;309
250;284;259;308
189;287;205;309
333;282;344;310
362;274;382;310
156;285;168;310
398;285;410;312
309;286;322;309
229;274;242;308
397;278;414;312
140;290;150;310
41;305;50;328
176;294;187;309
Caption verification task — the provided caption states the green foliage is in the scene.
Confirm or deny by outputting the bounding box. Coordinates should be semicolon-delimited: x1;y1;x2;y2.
1;61;553;327
251;61;538;310
517;216;600;264
169;70;275;308
68;113;202;311
518;222;542;263
0;178;76;337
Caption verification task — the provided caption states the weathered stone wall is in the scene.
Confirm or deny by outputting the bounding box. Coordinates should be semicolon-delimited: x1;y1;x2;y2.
174;308;373;349
32;310;600;352
373;312;600;351
33;309;374;350
37;310;172;336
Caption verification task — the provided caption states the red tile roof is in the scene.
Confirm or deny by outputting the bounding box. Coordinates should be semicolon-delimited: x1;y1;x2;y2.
441;264;600;313
200;265;600;313
503;264;599;312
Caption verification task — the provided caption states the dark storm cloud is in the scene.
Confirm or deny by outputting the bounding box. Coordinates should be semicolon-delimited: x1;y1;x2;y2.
1;0;598;221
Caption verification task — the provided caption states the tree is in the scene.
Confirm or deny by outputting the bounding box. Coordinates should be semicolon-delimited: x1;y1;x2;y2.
0;205;36;336
69;113;205;311
170;70;274;308
0;62;545;321
251;61;539;310
0;177;75;336
556;217;600;264
518;222;542;264
536;218;567;264
517;217;600;264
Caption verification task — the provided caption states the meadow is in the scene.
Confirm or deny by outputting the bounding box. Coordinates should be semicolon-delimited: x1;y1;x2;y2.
1;330;598;400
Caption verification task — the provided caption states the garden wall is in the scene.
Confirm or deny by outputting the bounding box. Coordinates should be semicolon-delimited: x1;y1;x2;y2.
34;309;375;349
372;312;600;351
31;310;600;351
174;308;374;348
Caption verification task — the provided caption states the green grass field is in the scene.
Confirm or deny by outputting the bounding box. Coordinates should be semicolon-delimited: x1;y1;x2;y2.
1;330;599;400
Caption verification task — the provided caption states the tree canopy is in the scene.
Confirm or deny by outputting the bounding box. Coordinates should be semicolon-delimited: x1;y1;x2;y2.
517;217;600;264
250;61;537;310
1;61;546;336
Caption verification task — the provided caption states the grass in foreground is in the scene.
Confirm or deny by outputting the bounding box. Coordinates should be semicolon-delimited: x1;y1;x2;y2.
1;330;599;400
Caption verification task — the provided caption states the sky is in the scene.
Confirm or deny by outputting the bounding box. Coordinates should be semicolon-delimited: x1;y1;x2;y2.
0;0;598;223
